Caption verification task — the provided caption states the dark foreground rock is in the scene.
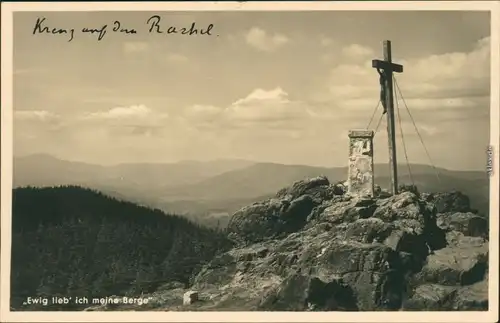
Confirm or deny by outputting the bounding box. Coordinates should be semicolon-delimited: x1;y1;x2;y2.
85;178;489;311
423;191;472;214
258;273;358;311
226;176;338;244
415;232;488;287
402;279;488;311
437;212;488;237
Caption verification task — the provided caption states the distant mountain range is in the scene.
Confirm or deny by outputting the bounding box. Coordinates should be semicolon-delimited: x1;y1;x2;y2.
13;154;490;226
14;153;254;189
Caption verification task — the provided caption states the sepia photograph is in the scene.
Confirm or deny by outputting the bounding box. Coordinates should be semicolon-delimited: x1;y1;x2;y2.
1;1;499;322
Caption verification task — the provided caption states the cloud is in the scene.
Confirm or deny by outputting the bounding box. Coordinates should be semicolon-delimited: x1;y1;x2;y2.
226;87;318;125
321;44;375;65
85;104;153;120
123;42;150;53
402;97;487;110
184;104;222;118
245;27;289;52
320;36;334;47
15;110;60;122
227;88;297;122
14;110;63;136
81;105;170;136
166;53;189;64
182;104;224;129
14;68;48;76
319;37;490;123
232;88;289;106
411;38;489;82
342;44;375;60
183;88;319;133
417;125;441;136
399;36;490;100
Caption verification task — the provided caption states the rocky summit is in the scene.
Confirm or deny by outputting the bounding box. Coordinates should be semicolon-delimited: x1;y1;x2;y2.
86;176;489;312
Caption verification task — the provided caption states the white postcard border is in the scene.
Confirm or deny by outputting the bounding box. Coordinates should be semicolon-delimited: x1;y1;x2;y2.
1;1;498;322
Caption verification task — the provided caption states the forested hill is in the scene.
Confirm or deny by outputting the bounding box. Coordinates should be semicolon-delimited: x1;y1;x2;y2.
10;186;233;311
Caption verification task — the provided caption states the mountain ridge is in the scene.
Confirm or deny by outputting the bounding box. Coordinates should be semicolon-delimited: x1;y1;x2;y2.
13;154;490;223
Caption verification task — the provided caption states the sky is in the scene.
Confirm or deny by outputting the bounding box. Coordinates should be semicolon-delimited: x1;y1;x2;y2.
12;10;491;170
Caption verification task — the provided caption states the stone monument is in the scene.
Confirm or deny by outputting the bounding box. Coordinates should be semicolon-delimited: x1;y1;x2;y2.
347;130;375;197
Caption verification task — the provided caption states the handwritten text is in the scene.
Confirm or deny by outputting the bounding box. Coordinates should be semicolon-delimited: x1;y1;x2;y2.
32;15;216;42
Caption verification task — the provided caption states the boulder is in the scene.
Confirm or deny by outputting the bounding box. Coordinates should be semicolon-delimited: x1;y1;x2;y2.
436;212;488;237
226;198;287;244
402;278;488;311
318;201;361;224
275;176;331;200
291;238;407;310
231;244;270;262
227;177;337;244
452;279;488;310
193;253;239;287
398;184;420;196
416;236;488;286
373;191;420;222
332;182;346;195
424;191;472;214
342;218;393;244
445;230;487;247
258;274;358;311
402;284;457;310
156;281;185;291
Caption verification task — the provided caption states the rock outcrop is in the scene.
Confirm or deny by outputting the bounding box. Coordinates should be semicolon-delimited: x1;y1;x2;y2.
86;177;489;311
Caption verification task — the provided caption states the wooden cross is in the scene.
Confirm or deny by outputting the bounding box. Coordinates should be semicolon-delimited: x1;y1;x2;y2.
372;40;403;195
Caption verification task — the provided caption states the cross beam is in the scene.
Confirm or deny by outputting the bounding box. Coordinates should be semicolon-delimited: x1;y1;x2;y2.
371;40;403;195
372;60;403;73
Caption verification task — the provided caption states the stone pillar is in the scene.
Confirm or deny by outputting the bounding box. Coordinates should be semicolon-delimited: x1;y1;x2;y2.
347;130;375;197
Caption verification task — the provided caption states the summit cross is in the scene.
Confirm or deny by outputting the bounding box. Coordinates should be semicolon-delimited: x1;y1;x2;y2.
372;40;404;195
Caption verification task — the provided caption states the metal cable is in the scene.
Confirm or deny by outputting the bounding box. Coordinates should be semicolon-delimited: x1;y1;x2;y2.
394;77;415;186
394;76;442;184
